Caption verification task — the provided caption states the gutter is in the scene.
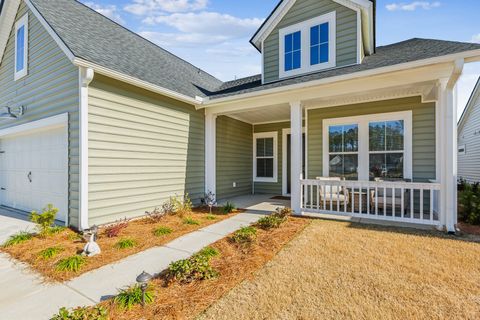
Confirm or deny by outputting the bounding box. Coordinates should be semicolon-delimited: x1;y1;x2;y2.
200;48;480;107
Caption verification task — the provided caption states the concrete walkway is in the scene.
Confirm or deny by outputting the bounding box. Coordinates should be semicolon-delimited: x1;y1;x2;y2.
0;199;280;320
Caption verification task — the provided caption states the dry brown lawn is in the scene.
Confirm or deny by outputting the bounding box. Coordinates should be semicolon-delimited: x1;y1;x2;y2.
199;220;480;320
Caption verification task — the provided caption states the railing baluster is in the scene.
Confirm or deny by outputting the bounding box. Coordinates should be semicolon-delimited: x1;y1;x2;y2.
366;186;370;215
330;183;333;212
392;187;396;219
359;183;363;215
323;183;326;211
316;182;320;211
383;187;387;217
420;188;424;220
430;188;434;222
336;182;340;212
410;188;414;221
343;181;347;213
375;186;378;216
351;186;355;214
309;182;313;209
401;187;404;219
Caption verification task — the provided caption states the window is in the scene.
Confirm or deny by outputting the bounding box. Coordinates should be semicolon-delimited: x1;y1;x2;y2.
254;132;278;182
328;124;358;180
323;112;412;181
369;120;404;180
279;11;336;78
15;14;28;80
310;23;329;65
458;145;466;155
284;31;301;71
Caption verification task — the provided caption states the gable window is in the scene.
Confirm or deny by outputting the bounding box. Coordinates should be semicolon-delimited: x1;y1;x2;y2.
284;31;301;71
15;14;28;80
254;132;278;182
279;11;336;78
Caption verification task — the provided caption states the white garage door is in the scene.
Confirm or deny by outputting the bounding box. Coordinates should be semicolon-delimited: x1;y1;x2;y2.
0;125;68;222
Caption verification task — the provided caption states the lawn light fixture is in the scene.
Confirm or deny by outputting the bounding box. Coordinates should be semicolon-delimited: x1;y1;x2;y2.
136;271;153;306
0;106;25;119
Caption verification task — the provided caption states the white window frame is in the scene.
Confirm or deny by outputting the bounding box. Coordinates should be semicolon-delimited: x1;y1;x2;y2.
458;144;466;155
322;111;413;181
253;131;278;183
279;11;336;79
14;14;28;81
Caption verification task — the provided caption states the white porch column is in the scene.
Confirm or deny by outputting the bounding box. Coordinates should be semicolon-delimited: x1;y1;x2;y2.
205;111;217;198
290;101;303;214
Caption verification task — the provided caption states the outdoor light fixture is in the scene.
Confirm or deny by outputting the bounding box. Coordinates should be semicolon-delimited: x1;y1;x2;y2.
0;106;25;119
136;271;153;306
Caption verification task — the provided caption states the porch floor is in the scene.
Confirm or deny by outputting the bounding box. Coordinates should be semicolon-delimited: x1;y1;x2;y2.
218;194;290;213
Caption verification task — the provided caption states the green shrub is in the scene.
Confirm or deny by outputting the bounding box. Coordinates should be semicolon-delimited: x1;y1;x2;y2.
171;194;193;216
153;226;173;237
166;247;219;283
231;226;257;245
39;246;64;259
114;284;154;310
115;238;137;249
30;204;58;237
51;306;108;320
257;216;285;230
183;217;200;225
56;255;86;272
2;231;33;247
221;201;236;214
459;182;480;225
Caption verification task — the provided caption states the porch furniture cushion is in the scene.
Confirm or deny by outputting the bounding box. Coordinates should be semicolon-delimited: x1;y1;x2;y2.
370;178;411;211
315;177;350;204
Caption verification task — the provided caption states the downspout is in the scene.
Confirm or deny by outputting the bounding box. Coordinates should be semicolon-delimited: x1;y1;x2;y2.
79;67;94;231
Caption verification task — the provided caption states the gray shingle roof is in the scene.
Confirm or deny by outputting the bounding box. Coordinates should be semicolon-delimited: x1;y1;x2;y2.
208;38;480;100
30;0;222;99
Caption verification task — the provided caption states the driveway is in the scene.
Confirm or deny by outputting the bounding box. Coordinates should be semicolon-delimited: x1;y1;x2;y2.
0;206;36;244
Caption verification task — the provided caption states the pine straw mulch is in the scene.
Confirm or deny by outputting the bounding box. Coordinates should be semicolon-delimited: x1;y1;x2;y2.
0;208;241;282
101;216;310;320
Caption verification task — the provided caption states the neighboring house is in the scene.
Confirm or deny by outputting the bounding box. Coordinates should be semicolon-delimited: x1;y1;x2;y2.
0;0;479;233
458;77;480;183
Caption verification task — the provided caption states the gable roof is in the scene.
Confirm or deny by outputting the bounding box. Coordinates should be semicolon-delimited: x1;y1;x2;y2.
458;77;480;132
250;0;375;55
208;38;480;100
25;0;222;99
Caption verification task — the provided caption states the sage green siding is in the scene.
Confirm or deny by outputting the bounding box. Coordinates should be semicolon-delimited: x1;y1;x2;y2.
216;116;253;199
0;2;80;227
307;97;436;182
263;0;358;83
87;75;205;226
253;122;291;194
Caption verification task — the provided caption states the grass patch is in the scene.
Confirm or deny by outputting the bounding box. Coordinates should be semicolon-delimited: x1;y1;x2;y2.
48;226;66;235
183;217;200;225
153;226;173;237
114;285;154;310
3;232;33;247
56;255;86;272
115;238;137;249
39;246;64;260
205;214;217;220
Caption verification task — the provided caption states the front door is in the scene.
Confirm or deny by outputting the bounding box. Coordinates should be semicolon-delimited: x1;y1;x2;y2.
285;133;305;195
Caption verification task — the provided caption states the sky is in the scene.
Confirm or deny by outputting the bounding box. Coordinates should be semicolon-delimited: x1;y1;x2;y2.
80;0;480;117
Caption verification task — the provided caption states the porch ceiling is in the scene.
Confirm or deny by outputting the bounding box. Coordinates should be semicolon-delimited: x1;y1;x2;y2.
229;103;290;124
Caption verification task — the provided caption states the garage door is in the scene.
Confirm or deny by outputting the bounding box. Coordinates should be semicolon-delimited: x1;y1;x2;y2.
0;125;68;222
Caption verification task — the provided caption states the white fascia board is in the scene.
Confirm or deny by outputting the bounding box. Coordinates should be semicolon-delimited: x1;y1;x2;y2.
200;49;480;108
0;0;21;64
73;58;200;106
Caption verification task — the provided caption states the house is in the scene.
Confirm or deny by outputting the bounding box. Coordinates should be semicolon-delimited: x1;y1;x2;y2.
458;77;480;183
0;0;479;233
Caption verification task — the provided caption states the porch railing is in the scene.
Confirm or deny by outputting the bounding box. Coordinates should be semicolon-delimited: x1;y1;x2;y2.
300;179;441;225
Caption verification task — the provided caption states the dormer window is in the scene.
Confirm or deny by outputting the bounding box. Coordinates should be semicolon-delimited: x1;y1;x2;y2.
15;14;28;81
279;11;336;78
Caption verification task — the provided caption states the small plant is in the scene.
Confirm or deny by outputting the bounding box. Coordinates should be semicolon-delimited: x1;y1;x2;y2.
2;231;33;247
114;284;154;310
56;255;86;272
104;219;129;238
183;217;200;225
274;207;293;219
115;238;137;249
166;247;219;284
30;204;58;237
256;207;291;230
205;214;217;220
145;207;166;223
221;201;236;214
231;226;257;245
171;193;193;216
39;246;64;259
48;226;66;235
51;306;108;320
203;191;216;213
153;226;173;237
161;199;176;215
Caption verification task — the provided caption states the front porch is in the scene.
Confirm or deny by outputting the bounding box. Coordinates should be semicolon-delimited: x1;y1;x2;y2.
204;66;460;232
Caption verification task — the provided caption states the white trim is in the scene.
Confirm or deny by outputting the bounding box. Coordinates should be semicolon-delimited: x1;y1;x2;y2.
322;111;413;181
79;67;94;230
253;131;278;183
0;113;68;137
282;127;305;196
278;12;336;78
290;101;303;213
261;40;265;84
14;14;28;81
24;0;75;62
0;0;21;64
205;111;217;196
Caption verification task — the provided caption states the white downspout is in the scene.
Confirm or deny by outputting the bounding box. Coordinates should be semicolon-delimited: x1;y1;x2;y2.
79;67;94;230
